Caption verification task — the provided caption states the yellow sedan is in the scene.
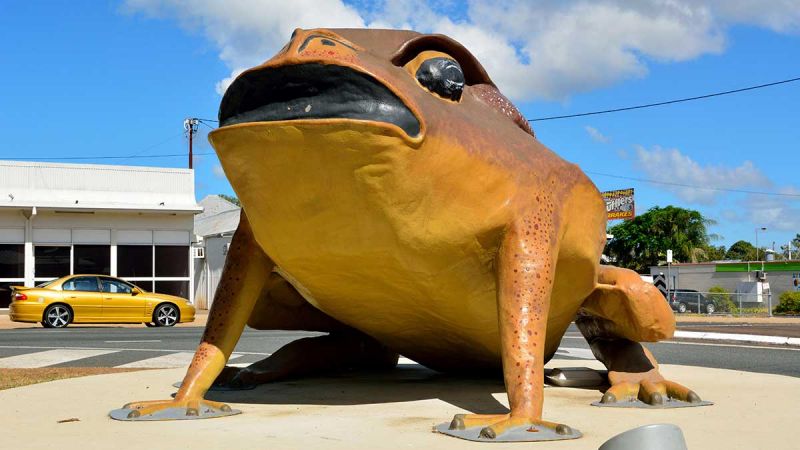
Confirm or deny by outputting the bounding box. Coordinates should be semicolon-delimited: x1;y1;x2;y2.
9;275;195;328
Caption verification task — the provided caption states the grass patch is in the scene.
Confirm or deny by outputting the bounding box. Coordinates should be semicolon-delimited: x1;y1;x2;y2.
0;367;147;390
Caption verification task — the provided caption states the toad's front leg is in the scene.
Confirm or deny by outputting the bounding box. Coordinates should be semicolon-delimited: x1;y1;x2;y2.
111;213;272;420
577;266;708;408
444;215;580;442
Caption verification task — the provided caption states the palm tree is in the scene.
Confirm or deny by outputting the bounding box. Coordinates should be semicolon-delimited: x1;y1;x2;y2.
607;206;715;272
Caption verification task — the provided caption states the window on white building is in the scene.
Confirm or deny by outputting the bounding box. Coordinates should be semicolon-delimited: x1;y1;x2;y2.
155;280;189;299
0;244;25;307
154;246;189;277
0;244;24;279
117;245;152;277
34;246;70;278
116;244;190;299
74;245;110;275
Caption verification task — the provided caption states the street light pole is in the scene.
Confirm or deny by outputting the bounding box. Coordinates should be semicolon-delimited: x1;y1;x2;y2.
755;227;766;261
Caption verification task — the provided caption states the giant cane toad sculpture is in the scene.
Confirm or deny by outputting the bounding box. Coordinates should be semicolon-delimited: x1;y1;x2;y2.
114;28;705;441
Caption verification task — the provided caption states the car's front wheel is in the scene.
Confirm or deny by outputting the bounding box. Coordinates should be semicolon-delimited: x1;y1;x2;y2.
42;304;72;328
705;303;716;314
153;304;179;327
677;302;687;313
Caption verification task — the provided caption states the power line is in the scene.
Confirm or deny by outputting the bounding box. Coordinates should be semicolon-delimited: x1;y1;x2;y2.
529;76;800;122
198;120;216;130
118;131;185;160
5;131;189;162
585;170;800;198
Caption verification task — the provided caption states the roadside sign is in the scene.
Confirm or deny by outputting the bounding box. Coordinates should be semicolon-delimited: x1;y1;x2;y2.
653;273;668;298
602;188;635;220
667;250;673;264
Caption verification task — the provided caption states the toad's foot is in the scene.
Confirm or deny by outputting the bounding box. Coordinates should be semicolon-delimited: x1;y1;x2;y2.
440;413;581;442
110;398;239;421
575;314;710;409
597;367;706;408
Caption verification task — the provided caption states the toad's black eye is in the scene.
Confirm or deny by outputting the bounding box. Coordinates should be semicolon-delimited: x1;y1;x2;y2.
415;57;464;101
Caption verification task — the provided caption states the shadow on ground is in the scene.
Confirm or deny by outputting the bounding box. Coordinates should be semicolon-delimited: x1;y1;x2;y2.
202;364;603;415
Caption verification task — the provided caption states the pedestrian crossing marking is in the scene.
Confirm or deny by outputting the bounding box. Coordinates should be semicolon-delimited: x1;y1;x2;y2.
116;352;243;369
0;349;119;368
0;346;595;369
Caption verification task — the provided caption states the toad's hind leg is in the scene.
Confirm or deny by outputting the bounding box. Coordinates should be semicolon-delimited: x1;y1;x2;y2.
213;272;399;389
577;265;703;406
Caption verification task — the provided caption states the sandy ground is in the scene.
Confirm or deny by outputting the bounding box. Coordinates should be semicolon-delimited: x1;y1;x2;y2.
1;359;797;450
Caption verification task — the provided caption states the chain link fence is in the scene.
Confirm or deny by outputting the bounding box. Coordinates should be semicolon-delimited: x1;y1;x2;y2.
666;290;773;316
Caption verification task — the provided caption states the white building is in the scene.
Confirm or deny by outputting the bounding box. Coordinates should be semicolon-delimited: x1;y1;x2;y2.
0;160;202;307
193;195;240;309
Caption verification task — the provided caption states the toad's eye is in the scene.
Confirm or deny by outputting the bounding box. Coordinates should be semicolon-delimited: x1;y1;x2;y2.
415;57;464;101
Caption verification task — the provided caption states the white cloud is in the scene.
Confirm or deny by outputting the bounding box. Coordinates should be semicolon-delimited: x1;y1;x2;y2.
212;164;226;178
705;0;800;33
741;186;800;231
123;0;364;95
585;126;610;143
123;0;800;100
633;145;771;204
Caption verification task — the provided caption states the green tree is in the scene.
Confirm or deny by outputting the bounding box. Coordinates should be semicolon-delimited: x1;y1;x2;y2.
792;233;800;259
774;291;800;315
218;194;241;207
700;245;727;262
724;240;757;261
606;206;715;272
708;286;736;313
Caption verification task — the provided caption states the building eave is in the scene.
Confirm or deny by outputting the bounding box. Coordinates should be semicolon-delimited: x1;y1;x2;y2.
0;203;203;214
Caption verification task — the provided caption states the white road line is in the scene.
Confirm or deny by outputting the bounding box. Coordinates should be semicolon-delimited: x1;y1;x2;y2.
674;330;799;346
116;352;244;369
0;349;119;368
104;340;161;343
661;340;800;352
554;347;596;360
0;345;270;355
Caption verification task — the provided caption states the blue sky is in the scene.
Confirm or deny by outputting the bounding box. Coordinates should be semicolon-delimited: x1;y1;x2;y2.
1;1;799;253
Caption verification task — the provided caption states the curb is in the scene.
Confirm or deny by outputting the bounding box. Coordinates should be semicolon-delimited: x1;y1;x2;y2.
674;330;800;347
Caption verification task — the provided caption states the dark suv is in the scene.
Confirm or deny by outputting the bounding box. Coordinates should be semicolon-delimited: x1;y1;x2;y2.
669;289;716;314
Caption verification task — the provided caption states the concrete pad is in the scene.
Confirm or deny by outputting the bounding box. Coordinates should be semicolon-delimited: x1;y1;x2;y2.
1;359;798;449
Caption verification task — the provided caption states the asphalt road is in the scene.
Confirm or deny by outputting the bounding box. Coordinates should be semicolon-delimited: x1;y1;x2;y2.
1;324;798;377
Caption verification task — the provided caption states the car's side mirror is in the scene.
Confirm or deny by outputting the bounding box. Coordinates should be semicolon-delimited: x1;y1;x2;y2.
131;288;141;296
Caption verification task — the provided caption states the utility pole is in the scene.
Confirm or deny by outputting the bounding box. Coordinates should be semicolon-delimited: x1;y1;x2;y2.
183;118;199;169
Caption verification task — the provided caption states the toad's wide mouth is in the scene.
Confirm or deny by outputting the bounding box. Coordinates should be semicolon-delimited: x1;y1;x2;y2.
218;63;421;137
